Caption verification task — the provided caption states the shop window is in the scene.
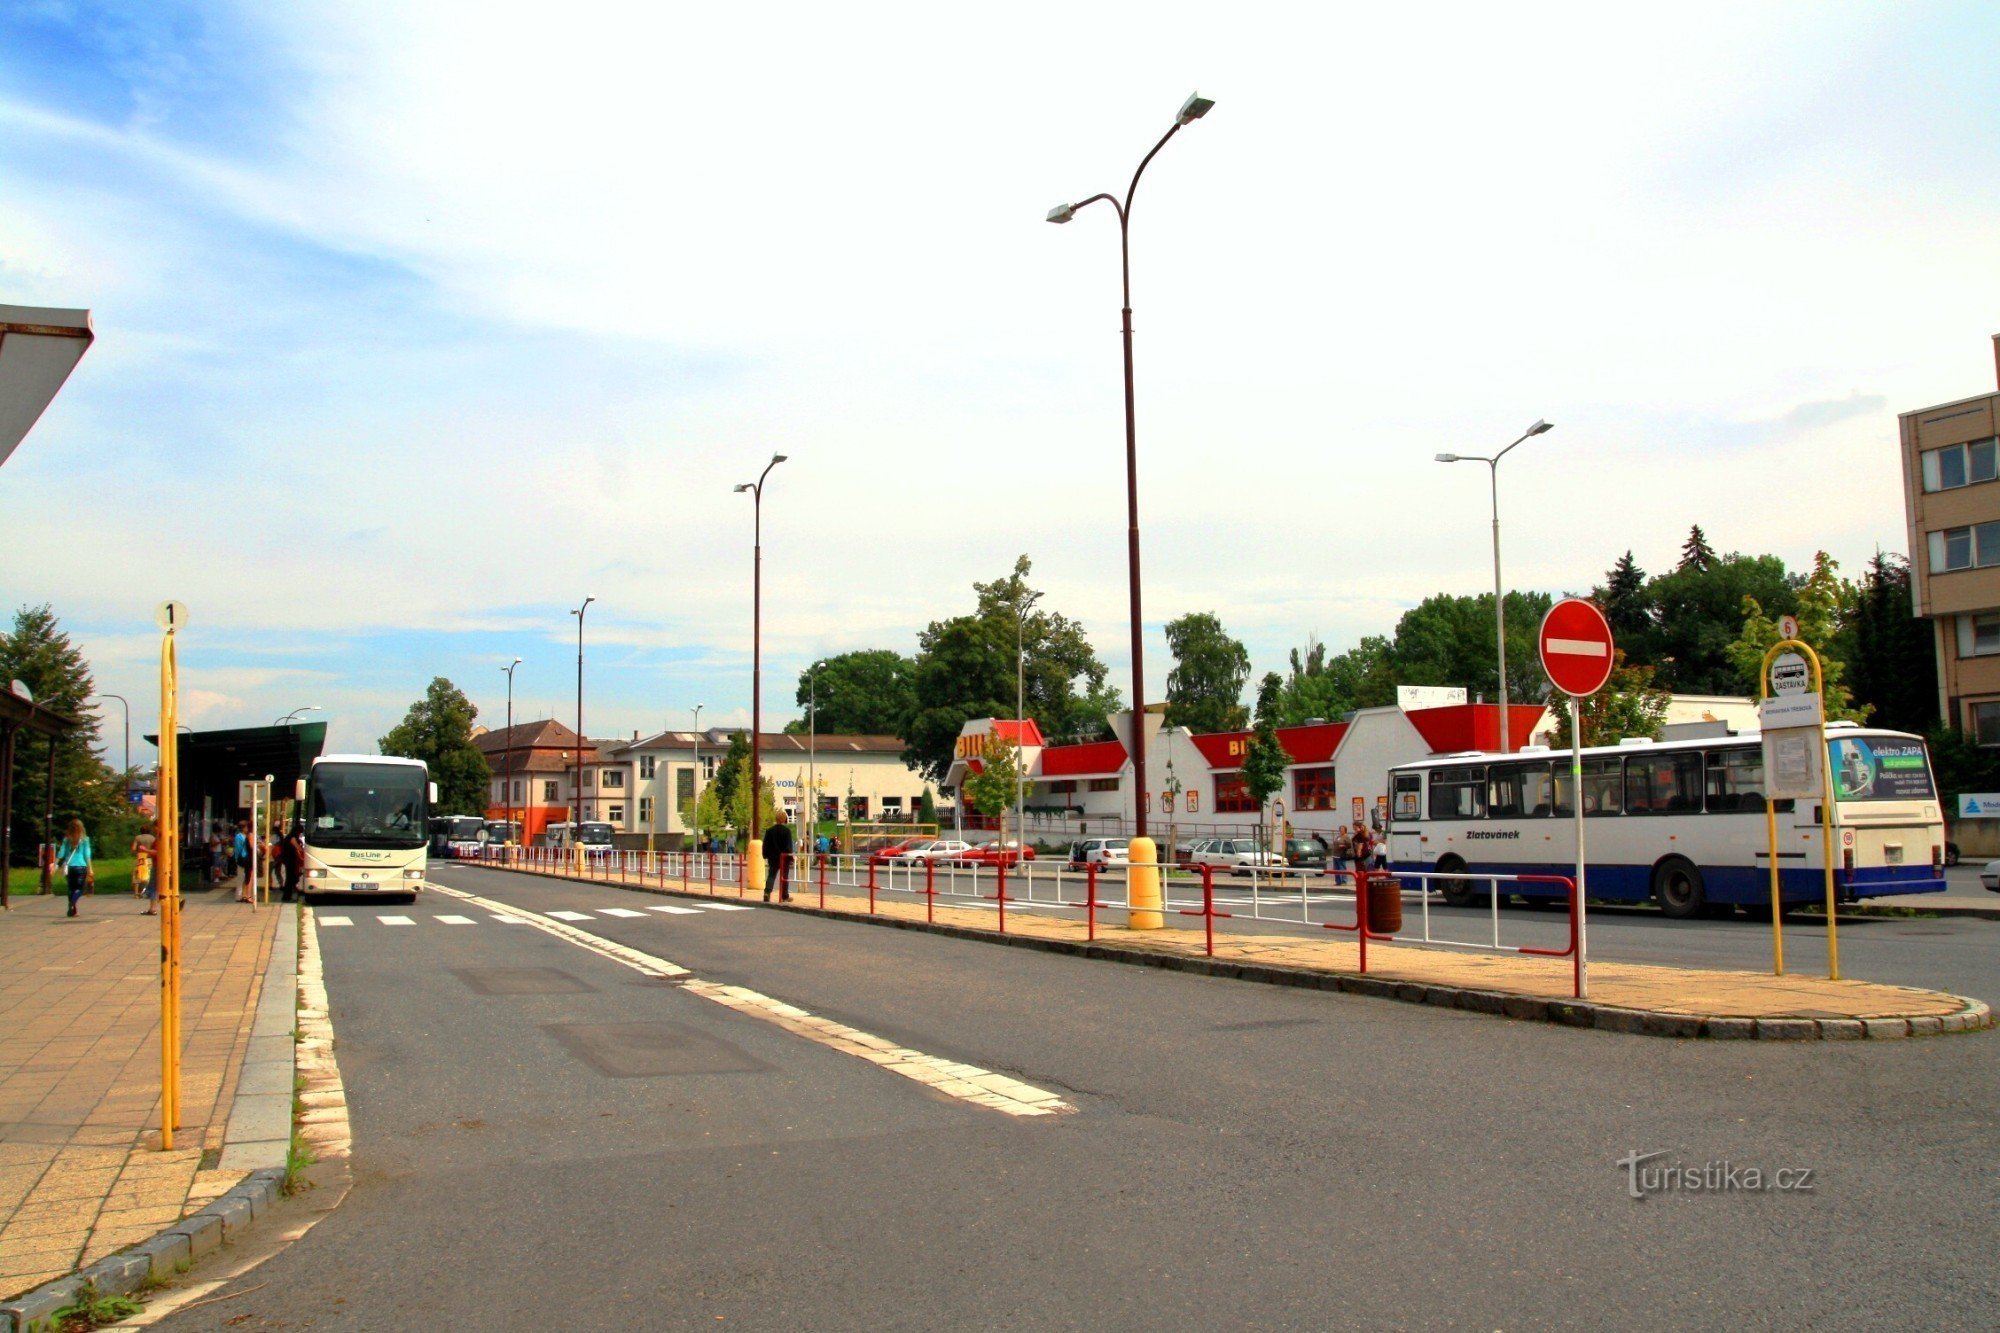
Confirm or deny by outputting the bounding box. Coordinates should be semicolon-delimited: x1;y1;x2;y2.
1215;774;1256;814
1088;777;1120;793
1293;766;1336;811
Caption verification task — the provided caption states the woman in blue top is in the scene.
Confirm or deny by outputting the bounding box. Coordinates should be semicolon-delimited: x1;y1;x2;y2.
55;818;93;917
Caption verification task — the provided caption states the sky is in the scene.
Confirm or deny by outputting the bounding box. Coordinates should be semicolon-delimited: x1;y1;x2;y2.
3;0;1999;763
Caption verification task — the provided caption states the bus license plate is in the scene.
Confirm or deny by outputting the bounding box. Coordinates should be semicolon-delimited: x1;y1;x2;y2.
1883;846;1903;865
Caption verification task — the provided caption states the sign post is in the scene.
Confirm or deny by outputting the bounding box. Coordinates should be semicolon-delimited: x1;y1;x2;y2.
1538;599;1616;1000
1758;638;1838;979
154;600;187;1150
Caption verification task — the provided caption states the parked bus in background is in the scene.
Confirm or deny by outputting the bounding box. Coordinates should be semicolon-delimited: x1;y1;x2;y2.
483;819;521;847
539;821;615;858
1386;723;1946;919
297;755;434;902
428;815;486;859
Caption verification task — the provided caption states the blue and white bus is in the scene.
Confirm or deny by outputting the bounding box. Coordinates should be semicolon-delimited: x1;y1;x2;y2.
1385;724;1946;918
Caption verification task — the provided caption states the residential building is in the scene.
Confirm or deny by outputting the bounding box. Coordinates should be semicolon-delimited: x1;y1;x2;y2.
474;720;598;842
1900;334;2000;740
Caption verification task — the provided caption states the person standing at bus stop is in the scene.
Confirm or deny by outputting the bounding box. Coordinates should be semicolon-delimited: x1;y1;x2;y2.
761;812;794;903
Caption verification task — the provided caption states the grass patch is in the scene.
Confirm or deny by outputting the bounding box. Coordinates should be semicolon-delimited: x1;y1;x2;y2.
283;1126;317;1196
8;857;138;896
44;1278;144;1330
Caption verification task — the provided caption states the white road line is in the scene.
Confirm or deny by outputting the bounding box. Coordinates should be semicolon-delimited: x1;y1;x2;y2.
319;915;353;926
490;914;529;923
379;915;414;926
547;910;594;921
597;907;647;918
647;905;702;915
434;914;475;925
705;903;756;911
425;882;1070;1119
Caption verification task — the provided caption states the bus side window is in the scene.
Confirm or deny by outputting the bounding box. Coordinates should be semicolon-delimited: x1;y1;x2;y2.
1583;757;1623;816
1429;766;1486;820
1393;774;1421;822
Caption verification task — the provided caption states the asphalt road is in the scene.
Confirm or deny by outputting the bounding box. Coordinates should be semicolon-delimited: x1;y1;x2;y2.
156;863;2000;1329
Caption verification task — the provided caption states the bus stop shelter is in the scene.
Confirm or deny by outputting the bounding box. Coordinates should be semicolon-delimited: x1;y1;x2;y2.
146;721;329;844
0;685;82;910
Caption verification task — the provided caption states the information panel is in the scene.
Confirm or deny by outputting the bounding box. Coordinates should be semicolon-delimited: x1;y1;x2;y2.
1829;737;1935;802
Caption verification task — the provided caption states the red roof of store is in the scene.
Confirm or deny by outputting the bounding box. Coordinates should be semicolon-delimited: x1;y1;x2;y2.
1275;721;1346;764
1036;739;1128;778
990;719;1045;747
1190;732;1250;770
1404;703;1546;754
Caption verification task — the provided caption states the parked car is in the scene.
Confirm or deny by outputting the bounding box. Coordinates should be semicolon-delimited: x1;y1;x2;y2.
1980;859;2000;892
1189;837;1289;876
907;839;973;862
868;838;928;864
1068;837;1130;870
949;841;1038;868
1283;838;1328;871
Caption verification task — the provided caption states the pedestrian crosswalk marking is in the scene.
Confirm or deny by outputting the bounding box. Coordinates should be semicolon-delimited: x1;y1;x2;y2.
320;916;352;926
379;915;414;926
647;905;702;915
705;903;756;911
597;908;646;918
547;910;594;921
435;914;475;924
491;914;529;924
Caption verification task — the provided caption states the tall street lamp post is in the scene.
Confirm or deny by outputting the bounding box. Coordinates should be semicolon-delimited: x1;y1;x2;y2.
502;658;521;846
98;693;130;806
274;706;321;726
690;703;704;848
807;663;820;845
571;596;595;866
1047;90;1214;847
1437;419;1554;754
735;454;787;886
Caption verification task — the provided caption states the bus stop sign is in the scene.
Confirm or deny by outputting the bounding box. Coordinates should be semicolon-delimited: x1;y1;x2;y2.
1538;598;1615;697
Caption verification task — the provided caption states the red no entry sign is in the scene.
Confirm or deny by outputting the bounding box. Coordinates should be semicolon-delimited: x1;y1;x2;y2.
1539;598;1615;697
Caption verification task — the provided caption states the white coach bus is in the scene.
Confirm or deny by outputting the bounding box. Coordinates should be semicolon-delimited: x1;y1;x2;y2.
1385;723;1947;919
296;754;435;902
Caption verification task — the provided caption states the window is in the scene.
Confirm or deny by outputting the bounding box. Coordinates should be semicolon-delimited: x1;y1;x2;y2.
602;769;625;790
1972;701;2000;746
512;780;523;801
1928;522;2000;573
542;780;559;802
883;797;903;812
676;769;695;812
1088;777;1120;793
639;756;656;779
1626;752;1704;814
607;803;625;824
1921;437;2000;492
1049;780;1076;794
1488;762;1556;818
1703;747;1793;813
1293;766;1337;810
1959;613;2000;658
1427;766;1485;820
1392;773;1421;821
1581;758;1623;816
638;796;653;824
1214;774;1256;813
848;796;870;819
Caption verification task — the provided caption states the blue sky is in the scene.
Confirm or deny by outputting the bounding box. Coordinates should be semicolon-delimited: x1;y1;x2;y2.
4;1;2000;759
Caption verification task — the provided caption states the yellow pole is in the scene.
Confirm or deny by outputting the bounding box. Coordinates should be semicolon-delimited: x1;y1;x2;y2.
157;622;181;1149
1128;835;1163;929
1805;643;1840;981
1757;641;1786;976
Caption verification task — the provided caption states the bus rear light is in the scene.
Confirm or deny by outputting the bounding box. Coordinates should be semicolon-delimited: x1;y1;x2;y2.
1843;848;1855;875
1933;845;1943;870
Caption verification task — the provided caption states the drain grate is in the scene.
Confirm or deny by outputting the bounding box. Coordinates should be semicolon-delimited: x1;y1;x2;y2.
452;966;595;995
544;1021;769;1078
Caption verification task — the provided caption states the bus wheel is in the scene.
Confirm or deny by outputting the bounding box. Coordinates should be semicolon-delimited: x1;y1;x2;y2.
1652;858;1706;919
1437;856;1478;908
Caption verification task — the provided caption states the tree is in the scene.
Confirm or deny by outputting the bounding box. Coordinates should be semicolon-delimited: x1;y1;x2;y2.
1239;673;1293;851
1549;651;1672;747
1643;552;1794;693
1725;551;1865;721
690;767;776;842
787;650;917;735
1599;551;1653;644
1163;612;1251;734
903;556;1121;783
0;605;125;864
1679;525;1716;573
378;677;490;814
963;737;1022;841
709;731;752;819
1848;552;1939;734
917;787;938;827
1387;591;1553;704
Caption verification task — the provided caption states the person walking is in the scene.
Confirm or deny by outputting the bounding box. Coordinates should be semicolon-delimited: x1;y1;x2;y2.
761;812;794;903
233;822;253;903
131;822;158;914
279;827;303;903
55;819;93;917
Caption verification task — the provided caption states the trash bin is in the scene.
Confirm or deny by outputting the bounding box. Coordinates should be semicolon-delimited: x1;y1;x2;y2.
1361;869;1402;934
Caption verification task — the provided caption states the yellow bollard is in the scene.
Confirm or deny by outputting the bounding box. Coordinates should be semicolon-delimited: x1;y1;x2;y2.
1127;835;1163;929
746;843;764;898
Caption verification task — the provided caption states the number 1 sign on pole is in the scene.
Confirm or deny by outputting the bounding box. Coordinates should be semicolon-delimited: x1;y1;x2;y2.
1540;599;1615;1000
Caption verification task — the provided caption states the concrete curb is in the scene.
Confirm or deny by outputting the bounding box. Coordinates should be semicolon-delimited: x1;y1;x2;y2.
480;865;1996;1045
1837;901;2000;924
0;906;300;1333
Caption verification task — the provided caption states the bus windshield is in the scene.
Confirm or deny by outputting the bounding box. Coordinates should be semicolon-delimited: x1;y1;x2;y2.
1830;736;1936;802
431;816;485;843
309;764;427;849
578;822;614;846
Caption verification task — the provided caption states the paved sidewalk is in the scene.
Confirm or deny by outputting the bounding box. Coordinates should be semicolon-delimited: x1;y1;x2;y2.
0;887;280;1298
493;860;1990;1037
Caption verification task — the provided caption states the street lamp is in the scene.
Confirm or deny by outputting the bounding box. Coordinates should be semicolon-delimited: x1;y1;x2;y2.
571;596;595;862
1046;89;1214;844
98;693;130;806
734;453;787;872
807;663;820;846
274;706;321;725
691;703;704;848
502;658;522;846
1437;418;1554;754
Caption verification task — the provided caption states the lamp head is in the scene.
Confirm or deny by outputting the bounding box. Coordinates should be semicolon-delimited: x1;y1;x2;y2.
1527;419;1554;436
771;452;788;464
1435;452;1460;463
734;483;752;493
1046;203;1077;225
1177;92;1215;125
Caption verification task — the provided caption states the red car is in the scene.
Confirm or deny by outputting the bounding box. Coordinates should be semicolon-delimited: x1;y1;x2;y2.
949;842;1038;868
868;838;929;864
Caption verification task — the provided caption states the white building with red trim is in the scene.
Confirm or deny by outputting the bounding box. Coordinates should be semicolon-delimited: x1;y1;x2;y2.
944;694;1546;843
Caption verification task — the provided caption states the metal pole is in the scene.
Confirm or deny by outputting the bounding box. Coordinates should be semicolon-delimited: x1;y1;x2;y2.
692;704;703;849
809;668;816;851
1490;460;1509;755
41;734;56;894
503;658;520;847
100;693;130;805
1016;610;1025;854
1572;694;1588;999
573;597;593;871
